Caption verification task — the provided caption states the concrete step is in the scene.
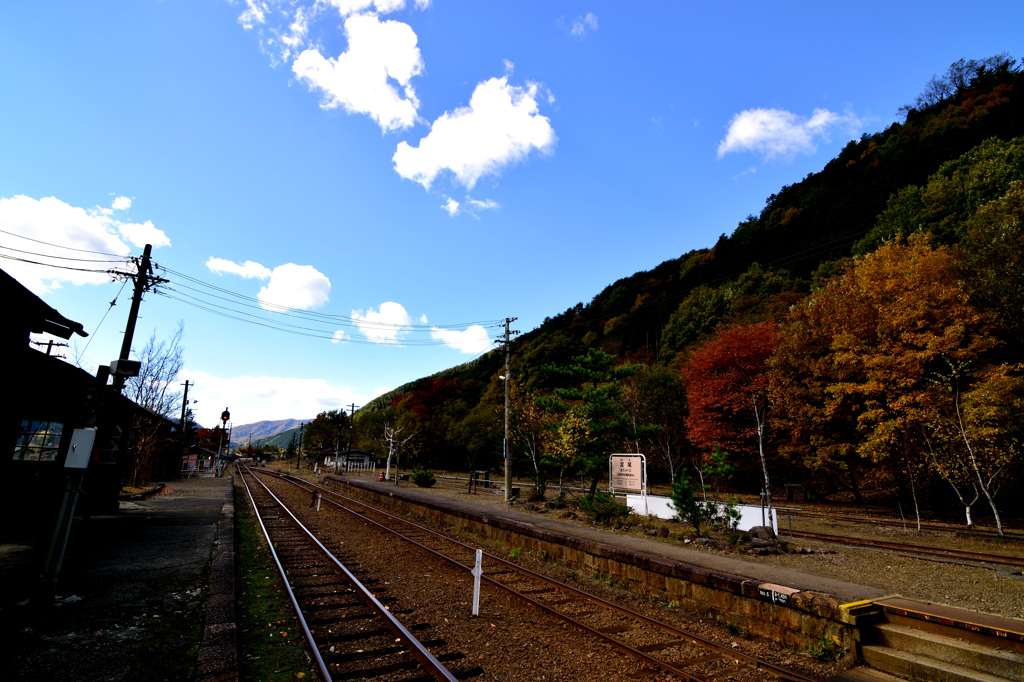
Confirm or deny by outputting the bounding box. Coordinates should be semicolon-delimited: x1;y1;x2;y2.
872;622;1024;681
862;644;1016;682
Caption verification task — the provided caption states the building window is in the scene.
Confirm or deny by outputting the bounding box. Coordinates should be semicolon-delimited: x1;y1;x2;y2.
12;420;63;461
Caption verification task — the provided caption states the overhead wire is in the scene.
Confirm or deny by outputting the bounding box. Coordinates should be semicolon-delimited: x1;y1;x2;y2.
0;228;128;256
157;264;504;330
74;279;130;366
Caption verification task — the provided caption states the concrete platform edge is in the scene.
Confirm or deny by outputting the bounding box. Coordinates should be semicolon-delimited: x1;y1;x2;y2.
197;476;239;682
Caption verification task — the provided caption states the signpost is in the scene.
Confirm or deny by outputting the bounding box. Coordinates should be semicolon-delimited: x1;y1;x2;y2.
609;453;647;515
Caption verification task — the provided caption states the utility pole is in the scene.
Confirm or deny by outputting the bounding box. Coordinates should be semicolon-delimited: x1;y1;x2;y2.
346;403;356;473
297;422;304;469
179;380;191;468
502;317;519;502
38;244;166;601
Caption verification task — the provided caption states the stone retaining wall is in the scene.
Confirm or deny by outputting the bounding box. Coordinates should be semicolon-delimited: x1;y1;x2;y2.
326;476;856;655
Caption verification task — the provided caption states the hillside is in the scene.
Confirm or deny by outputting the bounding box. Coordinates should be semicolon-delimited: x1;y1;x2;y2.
344;55;1024;520
230;418;310;446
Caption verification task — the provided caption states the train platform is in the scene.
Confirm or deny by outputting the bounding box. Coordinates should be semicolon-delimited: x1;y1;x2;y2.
322;473;1024;679
331;475;887;604
0;476;237;682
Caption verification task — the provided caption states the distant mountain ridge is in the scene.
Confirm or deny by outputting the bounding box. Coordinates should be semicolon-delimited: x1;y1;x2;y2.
230;418;311;445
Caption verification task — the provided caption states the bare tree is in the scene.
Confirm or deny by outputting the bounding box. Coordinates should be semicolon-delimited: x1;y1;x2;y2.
127;321;185;418
381;421;414;481
125;322;185;486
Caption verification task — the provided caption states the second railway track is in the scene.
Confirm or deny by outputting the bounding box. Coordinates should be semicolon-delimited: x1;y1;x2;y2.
249;467;825;682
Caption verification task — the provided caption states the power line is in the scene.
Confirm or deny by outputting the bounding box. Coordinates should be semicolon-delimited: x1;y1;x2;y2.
0;228;128;256
157;265;503;330
154;290;472;345
0;244;130;264
74;279;130;367
0;253;123;275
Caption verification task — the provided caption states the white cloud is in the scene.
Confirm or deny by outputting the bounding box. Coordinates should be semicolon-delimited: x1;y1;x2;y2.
393;76;556;189
239;0;268;30
331;330;348;344
206;257;273;280
441;197;460;216
466;197;499;211
430;324;493;354
118;220;170;248
418;314;428;324
112;196;132;211
327;0;429;17
293;13;423;132
179;369;373;427
717;107;862;161
257;263;332;311
351;301;413;344
571;13;598;36
371;386;392;399
0;194;168;293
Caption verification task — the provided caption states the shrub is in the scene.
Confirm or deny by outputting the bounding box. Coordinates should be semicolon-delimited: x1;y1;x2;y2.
669;470;718;536
529;470;547;501
547;491;568;509
579;490;631;525
411;467;436;488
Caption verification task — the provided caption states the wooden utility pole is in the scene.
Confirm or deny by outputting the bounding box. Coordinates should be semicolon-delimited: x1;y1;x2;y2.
178;380;191;466
502;317;519;502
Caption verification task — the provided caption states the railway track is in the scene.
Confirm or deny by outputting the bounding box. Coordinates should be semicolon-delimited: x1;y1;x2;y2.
252;467;820;682
786;510;1024;542
237;466;478;682
789;529;1024;570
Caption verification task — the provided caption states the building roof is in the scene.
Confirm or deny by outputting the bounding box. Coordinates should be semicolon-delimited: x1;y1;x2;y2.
2;267;87;340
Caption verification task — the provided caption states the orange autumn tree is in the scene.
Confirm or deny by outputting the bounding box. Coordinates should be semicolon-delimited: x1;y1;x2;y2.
771;234;1020;529
684;322;779;510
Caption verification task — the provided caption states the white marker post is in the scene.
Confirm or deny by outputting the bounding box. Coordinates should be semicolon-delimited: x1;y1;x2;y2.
471;549;483;616
316;493;321;512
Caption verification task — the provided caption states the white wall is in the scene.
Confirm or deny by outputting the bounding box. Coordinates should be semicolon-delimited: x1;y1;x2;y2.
625;495;778;533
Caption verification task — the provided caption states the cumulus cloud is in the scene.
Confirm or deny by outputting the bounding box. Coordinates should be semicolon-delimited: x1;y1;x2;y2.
430;324;493;354
0;194;168;293
206;257;273;280
351;301;414;344
118;220;170;248
112;196;132;210
293;13;423;132
717;107;863;161
393;76;556;189
571;13;598;36
257;263;332;311
331;330;348;344
441;197;460;216
179;369;373;426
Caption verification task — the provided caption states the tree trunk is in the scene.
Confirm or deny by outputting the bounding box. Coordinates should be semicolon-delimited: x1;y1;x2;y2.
909;471;921;532
848;467;864;505
752;398;772;511
956;396;1004;535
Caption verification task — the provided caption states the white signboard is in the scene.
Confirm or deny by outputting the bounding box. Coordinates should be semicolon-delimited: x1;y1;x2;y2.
610;454;644;492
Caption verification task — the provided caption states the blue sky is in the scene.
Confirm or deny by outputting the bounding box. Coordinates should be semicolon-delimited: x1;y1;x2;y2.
2;1;1021;427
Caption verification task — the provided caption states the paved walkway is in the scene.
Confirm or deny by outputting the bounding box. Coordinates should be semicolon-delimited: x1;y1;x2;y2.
0;477;234;682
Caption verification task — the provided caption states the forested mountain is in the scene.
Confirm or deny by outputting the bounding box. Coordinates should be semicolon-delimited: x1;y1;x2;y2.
344;55;1023;525
230;418;309;446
